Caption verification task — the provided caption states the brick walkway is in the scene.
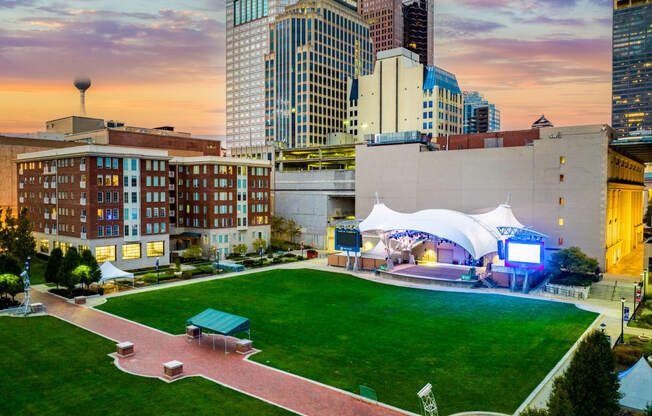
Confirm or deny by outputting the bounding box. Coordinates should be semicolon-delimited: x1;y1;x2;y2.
33;290;413;416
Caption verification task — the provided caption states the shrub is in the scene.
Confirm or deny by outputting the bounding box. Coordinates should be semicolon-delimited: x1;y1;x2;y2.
183;245;203;260
613;343;643;367
0;255;22;276
198;265;214;274
181;272;192;279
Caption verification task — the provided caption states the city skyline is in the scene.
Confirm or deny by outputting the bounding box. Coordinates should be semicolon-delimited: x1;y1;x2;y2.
0;0;612;136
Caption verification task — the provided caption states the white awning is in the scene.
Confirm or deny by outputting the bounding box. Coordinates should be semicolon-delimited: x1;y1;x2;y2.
99;260;134;284
359;203;530;259
618;357;652;411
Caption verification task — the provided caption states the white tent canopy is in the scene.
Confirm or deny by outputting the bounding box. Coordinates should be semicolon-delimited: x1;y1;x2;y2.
359;203;530;259
618;357;652;411
99;260;134;284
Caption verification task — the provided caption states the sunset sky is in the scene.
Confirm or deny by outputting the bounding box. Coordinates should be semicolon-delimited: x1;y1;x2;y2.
0;0;612;136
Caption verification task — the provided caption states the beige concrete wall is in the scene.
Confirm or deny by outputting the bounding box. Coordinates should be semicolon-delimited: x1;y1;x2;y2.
357;51;423;139
355;125;633;270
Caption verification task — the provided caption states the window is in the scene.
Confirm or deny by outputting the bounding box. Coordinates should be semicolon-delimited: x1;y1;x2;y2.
560;156;565;165
97;175;103;186
112;175;119;186
95;245;116;262
560;174;564;182
146;241;165;257
97;158;103;168
131;159;137;170
146;208;152;218
112;158;118;169
558;237;563;246
146;176;152;186
559;197;564;205
97;209;103;220
558;218;564;226
97;192;103;203
122;243;141;260
98;227;103;237
146;223;152;234
113;225;119;236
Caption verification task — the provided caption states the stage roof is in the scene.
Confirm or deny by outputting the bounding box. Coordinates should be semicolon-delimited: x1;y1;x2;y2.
359;203;535;259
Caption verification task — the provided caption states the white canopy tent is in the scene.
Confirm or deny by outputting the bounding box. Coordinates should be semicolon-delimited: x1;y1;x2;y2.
618;357;652;411
359;203;532;259
99;261;135;285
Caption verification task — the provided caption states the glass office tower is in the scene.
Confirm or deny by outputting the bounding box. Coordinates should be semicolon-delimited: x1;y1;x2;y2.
612;0;651;136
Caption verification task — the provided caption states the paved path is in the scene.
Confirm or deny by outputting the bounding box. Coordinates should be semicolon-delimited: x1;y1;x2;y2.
33;290;413;416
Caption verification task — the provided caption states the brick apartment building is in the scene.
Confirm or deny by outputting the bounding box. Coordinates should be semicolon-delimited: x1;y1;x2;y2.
16;146;271;270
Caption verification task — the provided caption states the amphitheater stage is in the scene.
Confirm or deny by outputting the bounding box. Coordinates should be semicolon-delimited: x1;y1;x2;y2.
380;263;481;288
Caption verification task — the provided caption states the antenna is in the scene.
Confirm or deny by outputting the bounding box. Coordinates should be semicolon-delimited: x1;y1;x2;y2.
505;192;511;205
374;191;380;204
73;76;92;116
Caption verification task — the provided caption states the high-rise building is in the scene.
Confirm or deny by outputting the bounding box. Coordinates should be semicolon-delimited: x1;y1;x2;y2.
462;91;501;134
402;0;434;66
357;0;434;66
612;0;651;136
225;0;293;149
349;48;464;140
264;0;373;148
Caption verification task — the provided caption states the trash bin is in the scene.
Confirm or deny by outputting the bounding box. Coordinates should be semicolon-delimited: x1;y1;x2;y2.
98;287;104;296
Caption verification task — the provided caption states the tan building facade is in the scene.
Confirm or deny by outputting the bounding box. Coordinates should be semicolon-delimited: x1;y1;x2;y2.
349;48;464;141
355;125;645;271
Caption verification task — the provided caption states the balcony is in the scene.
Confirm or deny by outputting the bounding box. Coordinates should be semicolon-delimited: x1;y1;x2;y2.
44;197;49;204
168;171;175;177
170;210;176;217
169;197;175;204
80;164;86;172
19;197;24;203
80;232;87;239
169;184;175;191
80;216;86;223
44;212;50;219
80;181;86;189
19;183;24;189
80;198;87;205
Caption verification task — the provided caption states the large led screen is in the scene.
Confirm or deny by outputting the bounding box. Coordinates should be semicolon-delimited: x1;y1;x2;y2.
504;240;544;270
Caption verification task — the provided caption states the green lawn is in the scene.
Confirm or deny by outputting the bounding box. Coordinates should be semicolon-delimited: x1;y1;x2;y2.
97;269;597;415
0;316;294;416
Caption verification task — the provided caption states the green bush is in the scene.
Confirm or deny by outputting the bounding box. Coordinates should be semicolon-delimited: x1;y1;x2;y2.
613;343;642;367
197;265;214;274
141;273;158;283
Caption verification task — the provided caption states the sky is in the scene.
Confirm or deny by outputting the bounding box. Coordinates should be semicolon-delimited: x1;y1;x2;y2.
0;0;612;135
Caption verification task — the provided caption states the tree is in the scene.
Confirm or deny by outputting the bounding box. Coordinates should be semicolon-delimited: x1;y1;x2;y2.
270;216;286;239
80;249;101;287
183;245;202;261
0;254;22;276
546;330;620;416
253;238;267;253
519;408;548;416
45;248;63;288
12;208;35;261
0;207;16;252
285;219;301;243
645;404;652;416
547;247;600;286
72;265;91;290
233;244;247;257
0;273;22;301
58;247;81;294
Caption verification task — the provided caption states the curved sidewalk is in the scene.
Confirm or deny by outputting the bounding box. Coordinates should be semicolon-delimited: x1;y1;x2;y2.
33;290;413;416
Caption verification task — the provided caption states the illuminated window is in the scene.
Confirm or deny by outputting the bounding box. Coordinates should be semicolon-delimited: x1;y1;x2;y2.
39;239;49;253
560;156;565;164
558;237;563;246
95;245;116;262
146;241;165;257
558;218;564;226
560;174;564;182
559;197;564;205
122;243;141;260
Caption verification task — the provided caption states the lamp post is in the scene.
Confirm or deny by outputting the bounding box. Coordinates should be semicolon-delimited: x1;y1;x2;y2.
156;258;160;285
600;322;606;333
633;282;638;322
620;297;626;343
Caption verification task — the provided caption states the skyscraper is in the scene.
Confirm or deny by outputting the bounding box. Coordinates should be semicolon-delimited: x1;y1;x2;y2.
264;0;373;148
225;0;293;149
402;0;434;66
612;0;651;136
357;0;434;66
462;91;501;134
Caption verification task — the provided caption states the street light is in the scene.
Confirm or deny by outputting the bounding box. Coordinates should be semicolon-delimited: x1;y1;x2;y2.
633;282;638;322
620;297;626;343
600;322;606;333
156;257;160;285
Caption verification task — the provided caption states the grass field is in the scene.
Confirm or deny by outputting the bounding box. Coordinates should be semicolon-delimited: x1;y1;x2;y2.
97;269;597;415
0;316;294;416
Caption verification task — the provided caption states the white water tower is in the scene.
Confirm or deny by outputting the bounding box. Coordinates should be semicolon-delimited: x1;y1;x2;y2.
73;76;91;116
